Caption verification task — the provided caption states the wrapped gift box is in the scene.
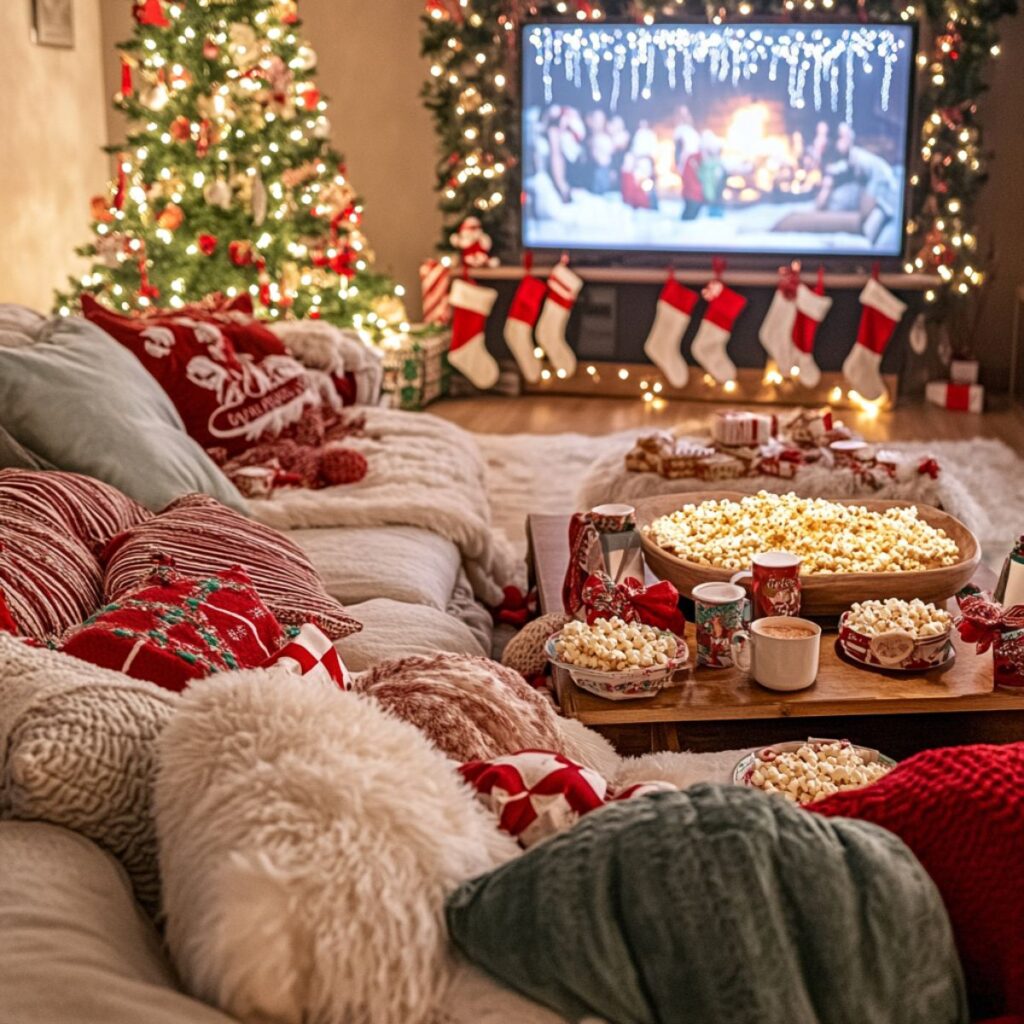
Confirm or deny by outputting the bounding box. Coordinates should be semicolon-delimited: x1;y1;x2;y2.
380;329;450;411
925;380;984;413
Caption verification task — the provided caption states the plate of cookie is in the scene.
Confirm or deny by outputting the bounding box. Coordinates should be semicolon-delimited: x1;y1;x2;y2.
635;490;979;616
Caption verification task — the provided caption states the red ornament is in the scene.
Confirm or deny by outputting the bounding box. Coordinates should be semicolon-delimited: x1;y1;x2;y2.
170;115;192;142
198;233;219;256
91;195;114;224
157;203;184;231
203;37;220;60
321;447;368;486
195;119;214;157
134;0;169;27
329;247;357;278
298;84;321;110
120;57;134;98
229;241;253;266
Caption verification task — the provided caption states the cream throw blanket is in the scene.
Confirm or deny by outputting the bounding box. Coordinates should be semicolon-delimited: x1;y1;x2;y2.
247;408;516;607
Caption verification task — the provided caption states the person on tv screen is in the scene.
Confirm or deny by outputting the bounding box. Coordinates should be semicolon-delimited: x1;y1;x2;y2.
585;109;615;195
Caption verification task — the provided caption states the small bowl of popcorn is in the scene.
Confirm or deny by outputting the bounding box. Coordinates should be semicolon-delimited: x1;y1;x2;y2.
839;598;954;671
545;616;689;701
734;739;896;805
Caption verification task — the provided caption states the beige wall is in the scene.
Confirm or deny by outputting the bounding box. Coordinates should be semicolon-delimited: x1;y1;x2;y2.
0;0;108;312
100;0;440;317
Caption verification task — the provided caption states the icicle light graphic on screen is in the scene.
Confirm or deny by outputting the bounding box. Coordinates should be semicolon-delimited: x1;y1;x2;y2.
521;24;913;256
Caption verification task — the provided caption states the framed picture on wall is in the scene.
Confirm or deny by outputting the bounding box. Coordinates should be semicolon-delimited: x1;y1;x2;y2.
31;0;74;49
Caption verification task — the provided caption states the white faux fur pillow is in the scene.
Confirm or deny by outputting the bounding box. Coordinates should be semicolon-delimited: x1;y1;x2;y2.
155;667;518;1024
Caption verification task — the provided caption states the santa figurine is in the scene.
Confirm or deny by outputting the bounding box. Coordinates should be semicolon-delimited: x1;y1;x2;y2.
449;216;499;269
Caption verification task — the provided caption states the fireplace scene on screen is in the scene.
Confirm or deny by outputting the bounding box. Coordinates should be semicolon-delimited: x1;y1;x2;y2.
521;24;913;257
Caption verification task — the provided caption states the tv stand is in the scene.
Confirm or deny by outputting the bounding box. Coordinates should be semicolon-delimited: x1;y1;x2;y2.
473;265;941;291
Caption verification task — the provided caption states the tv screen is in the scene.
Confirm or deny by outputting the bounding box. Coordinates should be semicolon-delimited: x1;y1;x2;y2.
521;22;915;259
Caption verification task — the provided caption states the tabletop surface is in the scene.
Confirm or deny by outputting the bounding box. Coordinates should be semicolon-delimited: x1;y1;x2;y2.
527;513;1019;727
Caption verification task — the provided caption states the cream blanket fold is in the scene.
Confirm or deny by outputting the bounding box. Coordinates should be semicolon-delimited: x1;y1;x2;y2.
247;408;515;607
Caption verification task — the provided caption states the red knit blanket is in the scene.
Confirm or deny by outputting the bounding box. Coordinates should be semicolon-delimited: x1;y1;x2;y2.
812;744;1024;1022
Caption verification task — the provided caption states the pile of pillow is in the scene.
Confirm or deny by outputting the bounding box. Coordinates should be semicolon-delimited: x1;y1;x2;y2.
0;469;361;692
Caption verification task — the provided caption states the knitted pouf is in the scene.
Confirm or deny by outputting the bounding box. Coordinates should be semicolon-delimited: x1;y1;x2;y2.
356;653;563;763
321;445;368;486
501;612;571;682
813;743;1024;1021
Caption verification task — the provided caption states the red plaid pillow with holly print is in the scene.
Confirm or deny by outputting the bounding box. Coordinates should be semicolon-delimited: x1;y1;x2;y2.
59;562;285;692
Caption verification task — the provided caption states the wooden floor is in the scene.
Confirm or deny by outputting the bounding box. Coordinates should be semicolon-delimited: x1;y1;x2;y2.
434;394;1024;454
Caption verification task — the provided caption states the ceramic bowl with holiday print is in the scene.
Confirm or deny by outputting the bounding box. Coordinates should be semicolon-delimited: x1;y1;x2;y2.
838;612;954;672
544;633;690;701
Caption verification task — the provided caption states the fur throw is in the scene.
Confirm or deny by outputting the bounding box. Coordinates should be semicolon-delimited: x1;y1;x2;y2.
248;408;516;607
357;654;563;763
155;667;516;1024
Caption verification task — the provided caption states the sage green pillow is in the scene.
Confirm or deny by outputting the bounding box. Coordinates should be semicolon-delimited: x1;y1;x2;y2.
0;316;245;512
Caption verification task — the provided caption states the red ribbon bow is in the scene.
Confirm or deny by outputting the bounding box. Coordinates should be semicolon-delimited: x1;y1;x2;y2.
581;572;687;636
957;595;1024;653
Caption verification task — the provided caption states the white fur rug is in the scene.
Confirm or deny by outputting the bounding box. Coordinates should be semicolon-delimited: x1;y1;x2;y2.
475;426;1022;575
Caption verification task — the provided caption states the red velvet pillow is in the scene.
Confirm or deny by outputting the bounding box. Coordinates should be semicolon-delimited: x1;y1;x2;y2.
101;493;361;640
80;294;313;456
0;469;151;552
59;563;285;691
0;520;102;640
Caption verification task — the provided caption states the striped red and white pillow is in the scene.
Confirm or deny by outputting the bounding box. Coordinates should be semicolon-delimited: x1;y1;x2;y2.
0;469;151;552
101;493;361;641
0;520;102;639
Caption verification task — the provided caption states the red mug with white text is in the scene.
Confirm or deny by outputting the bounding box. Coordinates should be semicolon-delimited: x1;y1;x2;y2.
731;551;802;619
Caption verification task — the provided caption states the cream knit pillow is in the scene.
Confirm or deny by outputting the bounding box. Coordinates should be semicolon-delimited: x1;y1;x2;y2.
0;636;176;912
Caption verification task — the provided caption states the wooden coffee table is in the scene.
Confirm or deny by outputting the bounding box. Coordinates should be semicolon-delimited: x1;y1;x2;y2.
528;514;1024;758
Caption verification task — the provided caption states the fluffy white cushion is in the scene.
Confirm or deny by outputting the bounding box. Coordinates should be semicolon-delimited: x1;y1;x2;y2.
155;667;518;1024
0;636;176;912
337;598;486;671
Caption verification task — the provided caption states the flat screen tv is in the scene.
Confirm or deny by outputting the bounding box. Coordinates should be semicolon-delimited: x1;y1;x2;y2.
520;22;915;259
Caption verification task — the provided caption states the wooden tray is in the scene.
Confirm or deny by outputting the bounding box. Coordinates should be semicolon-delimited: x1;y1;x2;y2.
635;491;980;618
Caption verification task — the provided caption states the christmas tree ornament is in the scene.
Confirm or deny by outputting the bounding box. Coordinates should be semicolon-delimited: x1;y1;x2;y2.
251;172;268;226
203;37;220;60
790;270;833;387
419;258;451;325
643;272;698;388
228;23;261;68
295;45;318;72
504;257;548;384
536;261;582;378
170;115;192;142
448;276;500;390
198;233;219;256
229;240;253;267
758;265;800;371
449;216;498;269
140;79;170;112
842;276;907;401
691;275;747;385
119;55;136;100
157;204;184;231
203;177;233;210
297;84;321;110
90;196;114;224
313;116;331;140
134;0;169;27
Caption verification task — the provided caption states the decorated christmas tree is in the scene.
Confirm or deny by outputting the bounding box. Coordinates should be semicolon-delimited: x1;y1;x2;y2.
57;0;408;335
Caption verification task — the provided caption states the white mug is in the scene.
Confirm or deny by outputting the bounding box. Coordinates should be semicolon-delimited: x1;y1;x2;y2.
730;616;821;692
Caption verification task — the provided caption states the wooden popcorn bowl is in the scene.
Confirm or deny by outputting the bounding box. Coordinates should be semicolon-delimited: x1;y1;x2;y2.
635;491;981;618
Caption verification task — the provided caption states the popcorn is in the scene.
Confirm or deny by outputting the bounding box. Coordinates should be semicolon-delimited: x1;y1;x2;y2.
845;598;952;639
644;491;961;575
555;616;679;672
746;741;892;805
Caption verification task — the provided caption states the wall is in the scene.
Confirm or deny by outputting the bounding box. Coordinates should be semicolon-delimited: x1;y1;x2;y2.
100;0;440;317
0;0;108;313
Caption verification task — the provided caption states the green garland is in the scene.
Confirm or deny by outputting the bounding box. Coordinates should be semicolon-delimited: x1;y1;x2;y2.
421;0;1017;318
57;0;406;337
